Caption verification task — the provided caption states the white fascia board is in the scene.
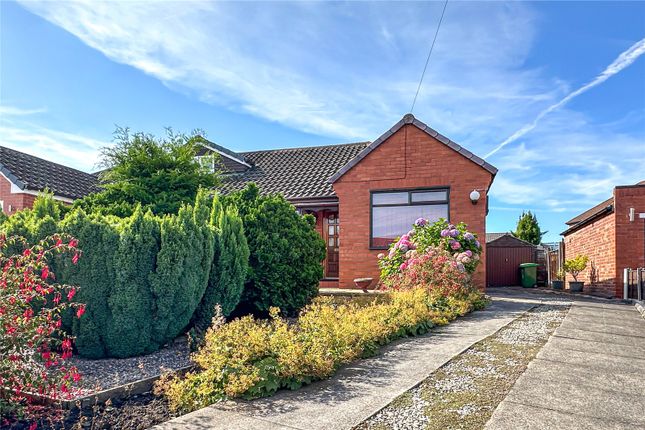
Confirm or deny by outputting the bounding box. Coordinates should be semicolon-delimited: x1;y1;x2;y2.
0;171;74;204
197;143;251;168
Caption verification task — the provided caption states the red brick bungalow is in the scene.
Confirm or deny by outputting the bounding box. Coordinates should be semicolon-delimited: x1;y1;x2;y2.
221;114;497;288
0;114;497;289
562;180;645;298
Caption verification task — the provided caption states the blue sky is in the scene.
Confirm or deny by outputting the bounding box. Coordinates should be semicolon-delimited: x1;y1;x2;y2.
1;1;644;242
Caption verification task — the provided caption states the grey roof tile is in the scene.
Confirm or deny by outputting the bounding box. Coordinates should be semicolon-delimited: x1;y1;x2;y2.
220;142;369;199
0;146;99;200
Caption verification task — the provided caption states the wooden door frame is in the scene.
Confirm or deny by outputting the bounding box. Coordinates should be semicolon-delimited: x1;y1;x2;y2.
322;210;339;280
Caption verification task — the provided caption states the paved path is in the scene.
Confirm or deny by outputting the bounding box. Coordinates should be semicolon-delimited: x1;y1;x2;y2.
486;295;645;430
154;295;537;430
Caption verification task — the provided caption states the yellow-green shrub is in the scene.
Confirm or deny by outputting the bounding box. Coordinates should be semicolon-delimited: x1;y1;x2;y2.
162;287;487;413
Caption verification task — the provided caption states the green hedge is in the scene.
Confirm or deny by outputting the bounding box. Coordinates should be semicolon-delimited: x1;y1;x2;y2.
1;190;245;358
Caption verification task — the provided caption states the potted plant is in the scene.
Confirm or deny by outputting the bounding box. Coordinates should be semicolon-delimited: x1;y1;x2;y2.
564;255;589;293
353;277;374;292
552;269;565;290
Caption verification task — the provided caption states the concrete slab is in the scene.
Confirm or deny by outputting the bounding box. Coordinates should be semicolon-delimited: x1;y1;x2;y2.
552;326;644;346
548;334;645;358
536;341;645;374
154;297;536;430
503;366;645;425
562;309;643;325
518;357;644;396
486;401;642;430
557;319;645;337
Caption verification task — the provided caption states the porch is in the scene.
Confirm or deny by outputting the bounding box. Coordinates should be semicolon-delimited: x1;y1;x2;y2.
296;199;340;288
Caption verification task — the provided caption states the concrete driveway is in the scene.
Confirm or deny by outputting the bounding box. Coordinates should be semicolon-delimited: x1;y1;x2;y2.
486;295;645;430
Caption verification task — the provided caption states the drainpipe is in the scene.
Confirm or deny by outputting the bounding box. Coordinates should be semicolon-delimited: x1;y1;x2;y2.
623;268;629;300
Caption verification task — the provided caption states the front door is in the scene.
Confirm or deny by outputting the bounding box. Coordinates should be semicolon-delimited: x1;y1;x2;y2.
324;212;339;278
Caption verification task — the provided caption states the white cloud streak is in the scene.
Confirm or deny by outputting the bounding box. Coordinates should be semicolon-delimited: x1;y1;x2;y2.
485;37;645;158
16;0;550;144
0;106;47;116
0;107;106;171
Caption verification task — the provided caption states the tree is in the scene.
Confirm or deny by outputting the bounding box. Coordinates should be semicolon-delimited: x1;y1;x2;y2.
76;127;219;216
513;211;546;245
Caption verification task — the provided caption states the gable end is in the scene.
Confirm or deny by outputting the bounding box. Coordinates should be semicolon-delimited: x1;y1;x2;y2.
328;114;498;183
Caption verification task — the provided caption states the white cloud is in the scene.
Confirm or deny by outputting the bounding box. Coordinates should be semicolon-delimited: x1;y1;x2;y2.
0;106;47;116
17;0;551;144
489;108;645;211
0;108;106;172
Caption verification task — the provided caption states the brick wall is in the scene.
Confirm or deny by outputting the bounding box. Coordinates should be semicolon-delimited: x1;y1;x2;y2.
563;184;645;298
563;211;616;297
0;175;37;215
614;185;645;297
332;124;493;289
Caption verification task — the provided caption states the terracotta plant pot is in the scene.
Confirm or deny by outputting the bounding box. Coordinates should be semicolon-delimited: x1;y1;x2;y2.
353;278;374;292
552;280;564;290
569;281;584;293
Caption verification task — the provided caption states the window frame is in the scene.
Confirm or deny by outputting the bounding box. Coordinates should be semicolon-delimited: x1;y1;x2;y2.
369;186;450;250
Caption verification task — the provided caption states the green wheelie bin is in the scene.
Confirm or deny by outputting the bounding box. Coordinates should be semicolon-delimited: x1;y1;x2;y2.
519;263;538;288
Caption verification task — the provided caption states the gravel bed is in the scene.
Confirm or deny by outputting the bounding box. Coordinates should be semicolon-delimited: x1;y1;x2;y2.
68;337;191;396
356;300;570;430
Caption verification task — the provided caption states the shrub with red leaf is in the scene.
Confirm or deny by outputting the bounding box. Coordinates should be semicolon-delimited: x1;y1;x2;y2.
0;234;83;422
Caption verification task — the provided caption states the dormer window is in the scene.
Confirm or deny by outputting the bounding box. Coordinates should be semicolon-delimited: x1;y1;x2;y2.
196;154;216;173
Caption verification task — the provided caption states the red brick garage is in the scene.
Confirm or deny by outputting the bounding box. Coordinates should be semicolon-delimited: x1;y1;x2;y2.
486;233;536;287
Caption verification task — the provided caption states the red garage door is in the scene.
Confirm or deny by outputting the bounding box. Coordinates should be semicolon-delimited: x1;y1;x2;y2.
487;247;536;287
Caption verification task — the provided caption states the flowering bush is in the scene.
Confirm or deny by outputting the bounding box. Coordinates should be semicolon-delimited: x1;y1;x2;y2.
159;287;486;413
380;247;472;297
0;234;83;421
378;218;482;280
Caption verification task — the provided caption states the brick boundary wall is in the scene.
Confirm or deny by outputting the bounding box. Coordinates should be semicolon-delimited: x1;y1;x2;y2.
563;211;616;297
614;185;645;297
563;184;645;298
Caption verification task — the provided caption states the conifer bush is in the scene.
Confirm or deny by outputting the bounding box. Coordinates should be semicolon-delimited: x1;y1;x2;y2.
105;207;159;357
224;184;325;316
193;199;249;331
59;209;120;358
0;191;250;359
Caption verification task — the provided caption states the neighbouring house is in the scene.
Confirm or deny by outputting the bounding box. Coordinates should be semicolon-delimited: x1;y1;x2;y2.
562;180;645;298
219;114;497;288
0;146;98;214
485;233;537;287
0;114;497;289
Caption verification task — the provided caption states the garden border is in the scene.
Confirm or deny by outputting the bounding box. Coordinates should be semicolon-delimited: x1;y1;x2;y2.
9;365;194;410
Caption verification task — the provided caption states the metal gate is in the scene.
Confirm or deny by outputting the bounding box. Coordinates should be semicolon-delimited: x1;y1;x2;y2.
623;268;644;300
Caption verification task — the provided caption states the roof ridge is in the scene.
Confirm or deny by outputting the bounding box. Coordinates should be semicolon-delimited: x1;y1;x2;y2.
240;141;370;155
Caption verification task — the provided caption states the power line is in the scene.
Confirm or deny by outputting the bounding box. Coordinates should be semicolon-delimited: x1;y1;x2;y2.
410;0;449;113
